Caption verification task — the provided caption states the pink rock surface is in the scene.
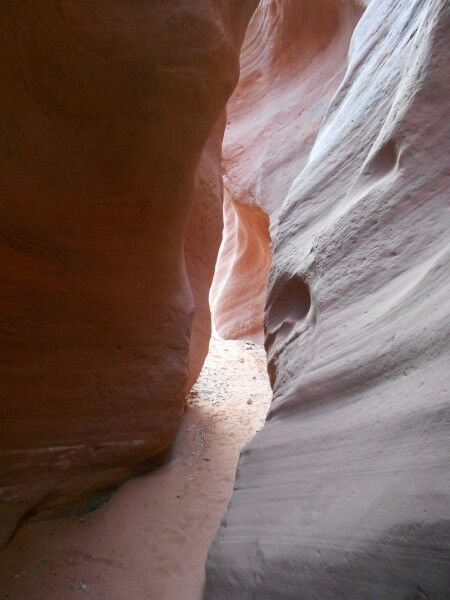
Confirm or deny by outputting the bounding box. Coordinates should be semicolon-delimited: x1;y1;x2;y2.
206;0;450;597
210;0;362;341
0;0;257;544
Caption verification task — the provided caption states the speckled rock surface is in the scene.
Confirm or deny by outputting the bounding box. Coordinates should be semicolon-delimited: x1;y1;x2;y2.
206;0;450;597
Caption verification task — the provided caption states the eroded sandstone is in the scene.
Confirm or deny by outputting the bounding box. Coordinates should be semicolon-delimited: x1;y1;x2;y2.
210;0;362;341
0;0;257;544
206;0;450;597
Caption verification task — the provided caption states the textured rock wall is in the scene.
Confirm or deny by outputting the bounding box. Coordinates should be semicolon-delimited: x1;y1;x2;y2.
210;0;362;341
206;0;450;597
0;0;257;543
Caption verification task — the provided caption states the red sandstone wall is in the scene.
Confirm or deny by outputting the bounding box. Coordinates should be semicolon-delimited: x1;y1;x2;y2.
185;114;226;388
0;0;257;544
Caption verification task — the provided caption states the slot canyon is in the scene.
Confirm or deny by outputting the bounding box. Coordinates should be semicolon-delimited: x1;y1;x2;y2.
0;0;449;598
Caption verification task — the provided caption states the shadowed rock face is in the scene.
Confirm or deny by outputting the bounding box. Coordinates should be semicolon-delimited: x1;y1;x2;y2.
206;0;450;597
210;0;362;342
185;113;227;388
0;0;257;542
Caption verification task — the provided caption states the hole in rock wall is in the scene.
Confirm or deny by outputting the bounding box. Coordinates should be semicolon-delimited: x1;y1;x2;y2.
364;138;398;179
265;274;311;349
265;273;312;387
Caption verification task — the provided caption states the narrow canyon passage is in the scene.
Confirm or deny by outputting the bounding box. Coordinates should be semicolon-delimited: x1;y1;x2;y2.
0;339;271;600
1;2;449;598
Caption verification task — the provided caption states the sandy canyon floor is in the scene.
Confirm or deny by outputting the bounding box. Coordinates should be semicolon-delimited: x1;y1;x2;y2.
0;338;271;600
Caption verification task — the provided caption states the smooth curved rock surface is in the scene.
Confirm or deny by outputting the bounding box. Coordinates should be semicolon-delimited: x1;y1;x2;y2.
211;189;271;343
210;0;362;341
206;0;450;597
0;0;257;543
186;113;226;388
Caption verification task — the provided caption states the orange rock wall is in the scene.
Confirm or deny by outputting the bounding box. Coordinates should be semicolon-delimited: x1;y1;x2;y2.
0;0;257;542
185;114;226;387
